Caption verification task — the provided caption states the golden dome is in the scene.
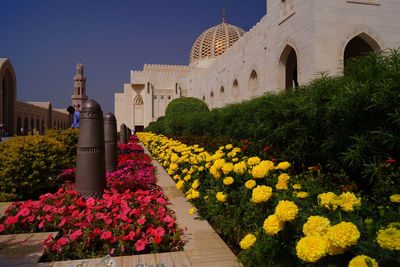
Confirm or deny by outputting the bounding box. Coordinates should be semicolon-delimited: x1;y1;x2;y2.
190;22;245;65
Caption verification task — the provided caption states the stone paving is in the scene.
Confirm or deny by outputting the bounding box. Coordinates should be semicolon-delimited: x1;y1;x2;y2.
0;143;242;267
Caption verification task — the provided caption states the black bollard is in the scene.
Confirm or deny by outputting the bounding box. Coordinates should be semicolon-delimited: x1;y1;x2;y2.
75;99;106;197
104;112;118;173
127;127;132;141
120;123;127;145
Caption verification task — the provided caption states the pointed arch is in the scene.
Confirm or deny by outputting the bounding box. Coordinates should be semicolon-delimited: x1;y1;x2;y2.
219;86;225;107
249;70;259;97
210;91;214;108
343;32;381;65
232;79;239;103
279;44;299;89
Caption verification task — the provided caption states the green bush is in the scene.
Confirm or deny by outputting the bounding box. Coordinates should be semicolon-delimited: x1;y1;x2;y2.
0;135;69;201
163;97;209;135
147;50;400;188
145;116;165;134
45;128;79;169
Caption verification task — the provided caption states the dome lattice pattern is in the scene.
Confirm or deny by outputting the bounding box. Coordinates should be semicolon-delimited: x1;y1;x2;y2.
190;23;245;64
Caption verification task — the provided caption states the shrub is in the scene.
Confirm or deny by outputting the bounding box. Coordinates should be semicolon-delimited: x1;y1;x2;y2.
163;97;209;135
0;135;68;201
45;128;79;169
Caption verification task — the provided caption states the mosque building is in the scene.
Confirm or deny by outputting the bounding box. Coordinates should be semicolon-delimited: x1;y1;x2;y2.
115;0;400;132
0;60;87;135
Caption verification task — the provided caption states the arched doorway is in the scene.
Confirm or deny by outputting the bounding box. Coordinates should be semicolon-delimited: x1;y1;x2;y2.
344;33;380;65
16;116;21;135
36;119;40;131
1;67;16;135
233;79;239;103
279;45;299;89
249;70;258;97
24;117;28;134
31;118;34;131
219;87;225;107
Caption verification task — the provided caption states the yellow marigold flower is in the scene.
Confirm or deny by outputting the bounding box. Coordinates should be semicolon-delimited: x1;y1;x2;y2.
216;192;227;202
296;192;309;198
275;161;291;170
263;214;285;235
214;158;225;169
276;181;288;190
182;168;188;174
222;163;234;175
245;180;256;190
210;165;222;179
227;151;237;158
278;173;290;183
170;154;179;163
260;160;275;172
176;180;184;190
318;192;341;211
205;162;211;168
376;227;400;250
296;236;327;263
173;175;179;180
169;163;178;171
232;158;239;162
223;177;234;185
348;255;379;267
327;222;360;248
187;190;200;200
189;208;195;215
303;216;331;236
167;169;174;175
239;234;256;250
219;146;225;150
251;185;273;203
198;166;204;172
390;194;400;203
204;195;209;200
225;144;233;150
184;174;191;181
275;200;299;222
191;179;199;189
247;157;261;166
340;192;361;212
233;161;247;174
293;183;302;190
252;164;268;179
326;238;348;255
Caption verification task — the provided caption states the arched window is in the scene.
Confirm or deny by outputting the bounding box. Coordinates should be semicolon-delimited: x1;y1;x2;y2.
78;87;81;95
249;70;259;97
279;45;298;89
219;86;225;107
344;33;380;66
210;91;214;108
233;79;239;103
202;95;206;101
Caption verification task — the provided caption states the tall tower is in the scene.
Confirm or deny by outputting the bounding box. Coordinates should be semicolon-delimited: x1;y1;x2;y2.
72;61;88;111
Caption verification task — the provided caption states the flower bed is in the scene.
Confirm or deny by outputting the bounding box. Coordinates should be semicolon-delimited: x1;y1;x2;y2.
0;136;184;262
138;132;400;267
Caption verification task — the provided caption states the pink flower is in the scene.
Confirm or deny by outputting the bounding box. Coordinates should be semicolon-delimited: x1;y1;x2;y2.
45;214;54;222
18;208;31;217
123;231;135;241
135;238;148;251
137;217;146;225
4;216;18;225
70;230;83;241
153;226;165;237
156;197;167;205
57;238;68;246
39;220;45;229
101;231;112;240
0;224;4;233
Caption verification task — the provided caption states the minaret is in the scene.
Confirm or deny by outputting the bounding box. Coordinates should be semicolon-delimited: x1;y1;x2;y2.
72;61;88;111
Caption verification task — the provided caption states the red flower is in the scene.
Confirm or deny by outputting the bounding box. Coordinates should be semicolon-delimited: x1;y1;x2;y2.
342;187;347;192
93;228;102;235
271;159;277;163
386;158;396;163
18;208;30;217
137;217;146;225
123;231;135;241
57;238;68;246
70;230;83;241
312;166;318;172
135;238;148;251
101;231;112;240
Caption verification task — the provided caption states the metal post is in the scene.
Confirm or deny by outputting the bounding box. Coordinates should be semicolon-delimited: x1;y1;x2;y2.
75;99;106;197
120;123;127;145
104;112;118;173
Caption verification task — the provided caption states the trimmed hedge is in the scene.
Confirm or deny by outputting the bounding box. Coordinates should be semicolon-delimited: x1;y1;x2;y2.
145;50;400;189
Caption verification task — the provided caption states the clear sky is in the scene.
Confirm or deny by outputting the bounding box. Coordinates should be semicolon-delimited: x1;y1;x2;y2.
0;0;266;114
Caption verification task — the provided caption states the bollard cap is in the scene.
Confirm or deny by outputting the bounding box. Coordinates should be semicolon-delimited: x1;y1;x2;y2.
80;99;103;119
104;112;116;123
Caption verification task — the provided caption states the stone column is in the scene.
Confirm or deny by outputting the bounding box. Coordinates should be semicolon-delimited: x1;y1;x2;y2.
120;123;127;145
104;112;118;173
75;99;106;197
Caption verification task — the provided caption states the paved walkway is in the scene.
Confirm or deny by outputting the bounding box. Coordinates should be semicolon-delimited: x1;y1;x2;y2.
0;143;241;267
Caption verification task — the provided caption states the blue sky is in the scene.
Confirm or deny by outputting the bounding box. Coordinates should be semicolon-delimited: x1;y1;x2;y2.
0;0;266;114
